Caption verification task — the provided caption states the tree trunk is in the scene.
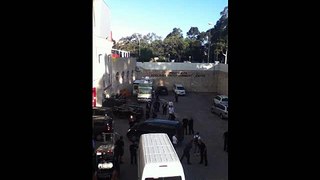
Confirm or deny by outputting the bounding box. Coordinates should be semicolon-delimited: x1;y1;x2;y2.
222;49;228;64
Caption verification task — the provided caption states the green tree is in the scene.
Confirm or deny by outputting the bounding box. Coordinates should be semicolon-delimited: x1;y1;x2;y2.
139;47;153;62
163;28;186;62
186;27;200;40
209;6;228;63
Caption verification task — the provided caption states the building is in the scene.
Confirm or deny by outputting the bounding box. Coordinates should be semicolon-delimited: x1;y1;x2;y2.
92;0;136;107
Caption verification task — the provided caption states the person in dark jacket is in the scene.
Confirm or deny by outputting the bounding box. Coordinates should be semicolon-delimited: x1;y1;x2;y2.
115;136;124;163
198;139;208;166
162;102;168;115
175;93;179;102
182;118;188;135
223;131;228;152
129;141;138;164
180;139;193;164
188;118;194;135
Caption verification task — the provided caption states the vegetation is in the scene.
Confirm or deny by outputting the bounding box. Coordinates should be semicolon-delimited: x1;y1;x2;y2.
112;6;228;63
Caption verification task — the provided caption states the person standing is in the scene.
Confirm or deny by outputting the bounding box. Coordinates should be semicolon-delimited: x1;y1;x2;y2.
198;139;208;166
115;136;124;163
193;132;201;155
172;134;178;149
182;118;188;135
180;140;193;164
162;102;168;115
175;93;179;102
223;131;228;152
145;108;150;120
129;141;138;165
168;103;175;120
188;118;194;135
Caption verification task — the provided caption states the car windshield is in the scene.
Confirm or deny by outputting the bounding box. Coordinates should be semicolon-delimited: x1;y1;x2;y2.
222;98;228;101
139;88;152;94
177;87;185;90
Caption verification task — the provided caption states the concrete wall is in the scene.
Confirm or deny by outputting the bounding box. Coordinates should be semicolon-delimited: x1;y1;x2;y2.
137;62;216;70
136;62;228;95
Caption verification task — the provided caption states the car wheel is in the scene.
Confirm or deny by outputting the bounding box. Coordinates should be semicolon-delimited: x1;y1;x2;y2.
220;114;223;119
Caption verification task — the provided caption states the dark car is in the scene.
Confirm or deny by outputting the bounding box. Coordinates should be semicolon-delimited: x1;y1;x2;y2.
94;133;120;179
112;103;144;120
93;116;114;141
93;107;113;117
127;119;184;142
102;96;127;107
155;86;169;95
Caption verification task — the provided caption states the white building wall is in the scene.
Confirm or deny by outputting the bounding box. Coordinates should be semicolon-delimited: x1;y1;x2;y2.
93;0;113;107
104;58;137;97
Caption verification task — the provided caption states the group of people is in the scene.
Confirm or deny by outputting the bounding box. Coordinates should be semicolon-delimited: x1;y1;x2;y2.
145;96;176;121
110;135;139;179
180;132;208;166
182;117;194;135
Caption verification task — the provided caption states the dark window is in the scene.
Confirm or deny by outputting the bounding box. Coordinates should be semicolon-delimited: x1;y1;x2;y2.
222;98;228;102
127;71;129;80
216;104;224;110
121;71;125;81
216;96;221;101
116;72;120;82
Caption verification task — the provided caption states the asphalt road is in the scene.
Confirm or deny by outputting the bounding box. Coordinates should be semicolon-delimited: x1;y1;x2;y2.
95;92;228;180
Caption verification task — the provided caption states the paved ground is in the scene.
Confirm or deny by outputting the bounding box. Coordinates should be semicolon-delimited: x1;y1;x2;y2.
95;92;228;180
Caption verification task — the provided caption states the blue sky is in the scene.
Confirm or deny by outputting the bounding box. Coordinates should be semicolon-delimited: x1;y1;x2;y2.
105;0;228;41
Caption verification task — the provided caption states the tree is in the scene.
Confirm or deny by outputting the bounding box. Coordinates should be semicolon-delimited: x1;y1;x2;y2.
139;47;153;62
165;28;183;39
187;27;200;40
163;28;186;62
209;6;228;63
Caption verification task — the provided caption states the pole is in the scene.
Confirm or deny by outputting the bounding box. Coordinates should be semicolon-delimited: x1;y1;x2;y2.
138;38;140;57
207;40;210;63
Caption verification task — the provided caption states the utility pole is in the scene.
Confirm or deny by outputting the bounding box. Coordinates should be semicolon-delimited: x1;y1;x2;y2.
207;23;213;63
207;36;210;63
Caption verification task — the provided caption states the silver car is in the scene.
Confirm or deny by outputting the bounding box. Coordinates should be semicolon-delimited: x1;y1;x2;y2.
211;102;228;119
213;95;228;105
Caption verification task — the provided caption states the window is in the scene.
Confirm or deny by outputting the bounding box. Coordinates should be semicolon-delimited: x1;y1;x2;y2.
98;54;102;63
222;98;228;102
115;72;120;82
127;71;129;81
132;70;134;80
121;71;125;81
216;96;221;101
216;104;224;110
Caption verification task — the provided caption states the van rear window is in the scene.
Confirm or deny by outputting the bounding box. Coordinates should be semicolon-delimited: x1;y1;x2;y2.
145;176;182;180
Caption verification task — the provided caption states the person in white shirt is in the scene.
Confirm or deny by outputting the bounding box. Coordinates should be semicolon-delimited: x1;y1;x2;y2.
168;102;175;120
172;134;178;149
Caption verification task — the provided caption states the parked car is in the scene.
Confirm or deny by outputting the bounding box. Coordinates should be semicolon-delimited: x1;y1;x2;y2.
127;119;184;142
112;103;144;120
94;133;120;179
93;107;113;118
213;95;228;105
93;116;114;141
155;86;168;95
211;102;228;119
173;84;186;95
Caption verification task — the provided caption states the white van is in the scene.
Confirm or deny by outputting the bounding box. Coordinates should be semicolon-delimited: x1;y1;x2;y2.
138;133;185;180
173;84;186;96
